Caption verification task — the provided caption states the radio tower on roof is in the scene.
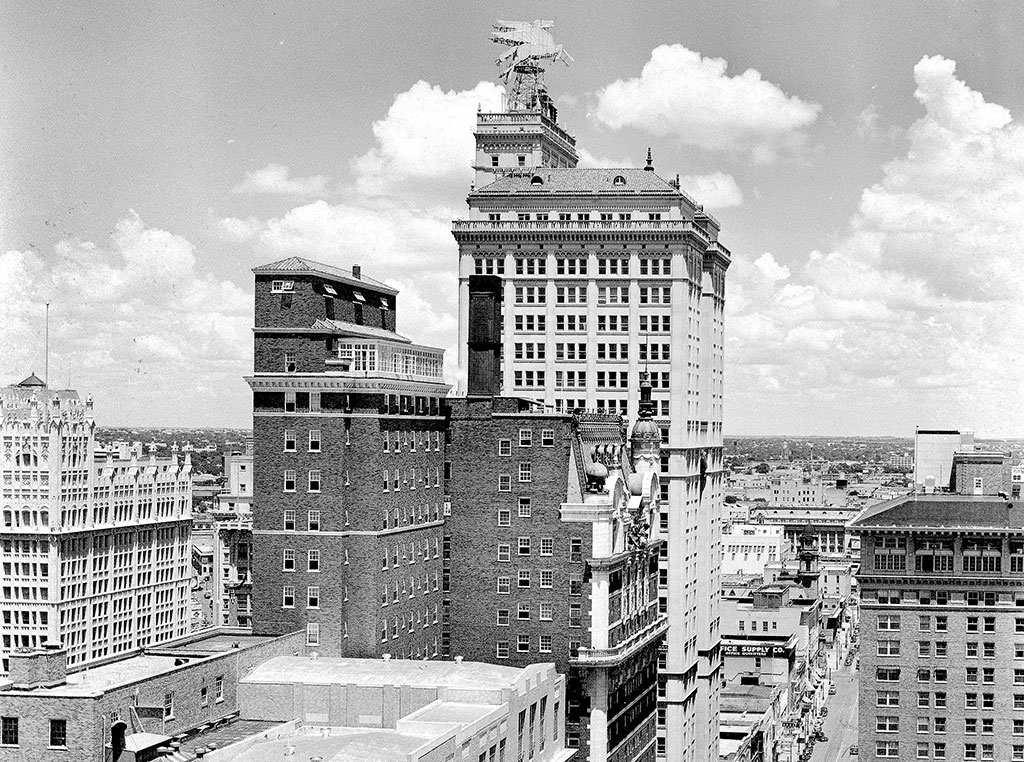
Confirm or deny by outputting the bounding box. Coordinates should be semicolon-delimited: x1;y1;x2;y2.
490;20;573;112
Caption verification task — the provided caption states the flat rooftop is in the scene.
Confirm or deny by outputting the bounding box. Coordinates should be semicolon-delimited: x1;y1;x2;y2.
0;631;284;697
243;656;525;691
852;494;1020;530
406;701;496;725
219;729;434;762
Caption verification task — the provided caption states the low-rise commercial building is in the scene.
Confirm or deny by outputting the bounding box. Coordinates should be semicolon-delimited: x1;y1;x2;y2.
0;628;304;762
226;655;572;762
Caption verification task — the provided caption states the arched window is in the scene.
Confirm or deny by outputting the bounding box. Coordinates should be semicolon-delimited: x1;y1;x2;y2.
530;175;544;186
613;175;626;186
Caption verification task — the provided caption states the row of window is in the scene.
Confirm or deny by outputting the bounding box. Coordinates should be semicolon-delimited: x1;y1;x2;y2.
281;549;320;572
380;539;441;568
497;603;556;622
381;467;443;492
878;612;1024;633
496;572;583;596
516;314;657;333
379;610;440;640
281;586;321;608
496;431;555;452
876;738;1024;761
876;664;1024;684
474;256;672;278
381;430;442;453
1;717;65;748
283;470;322;492
380;577;441;604
282;510;319;531
870;589;1020;606
879;693;1024;712
876;712;1024;737
495;537;564;558
496;636;583;660
490;210;664;223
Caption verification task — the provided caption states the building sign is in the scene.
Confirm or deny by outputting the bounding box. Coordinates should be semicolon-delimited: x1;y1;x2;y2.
722;643;791;658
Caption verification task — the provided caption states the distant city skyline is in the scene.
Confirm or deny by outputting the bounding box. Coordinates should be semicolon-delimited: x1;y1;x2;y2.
2;2;1022;435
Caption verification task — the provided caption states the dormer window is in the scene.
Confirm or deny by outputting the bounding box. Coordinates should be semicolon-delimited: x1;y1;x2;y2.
352;291;366;302
323;284;337;296
530;175;544;186
613;175;626;186
518;155;526;166
271;280;294;293
380;297;390;310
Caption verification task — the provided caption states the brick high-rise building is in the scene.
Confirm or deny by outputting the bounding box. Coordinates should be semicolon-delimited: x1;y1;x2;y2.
0;373;193;675
446;372;666;762
246;258;449;658
852;494;1024;762
453;40;730;762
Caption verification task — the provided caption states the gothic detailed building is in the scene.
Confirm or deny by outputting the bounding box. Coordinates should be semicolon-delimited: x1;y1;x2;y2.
453;48;730;762
0;373;193;674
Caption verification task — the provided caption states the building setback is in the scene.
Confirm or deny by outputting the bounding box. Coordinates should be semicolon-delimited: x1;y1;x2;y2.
0;374;192;675
453;60;730;762
852;494;1024;762
247;258;450;658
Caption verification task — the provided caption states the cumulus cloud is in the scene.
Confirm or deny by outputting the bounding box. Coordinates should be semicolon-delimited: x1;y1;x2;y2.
592;45;821;162
352;80;504;196
214;79;513;388
577;148;636;169
0;212;253;427
231;163;329;196
679;172;744;208
727;55;1024;435
855;104;901;141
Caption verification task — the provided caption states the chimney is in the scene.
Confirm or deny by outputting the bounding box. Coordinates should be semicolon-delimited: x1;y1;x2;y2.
9;642;68;689
351;264;361;279
466;275;503;396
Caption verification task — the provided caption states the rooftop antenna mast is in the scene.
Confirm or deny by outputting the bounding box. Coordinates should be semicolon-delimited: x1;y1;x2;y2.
490;20;573;112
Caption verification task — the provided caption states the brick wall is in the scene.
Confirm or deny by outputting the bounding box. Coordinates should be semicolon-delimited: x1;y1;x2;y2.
446;399;587;674
251;391;447;659
953;459;1013;496
254;275;393;331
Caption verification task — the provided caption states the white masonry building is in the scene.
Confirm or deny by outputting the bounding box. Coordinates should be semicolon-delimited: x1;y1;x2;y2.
453;31;731;760
0;373;193;674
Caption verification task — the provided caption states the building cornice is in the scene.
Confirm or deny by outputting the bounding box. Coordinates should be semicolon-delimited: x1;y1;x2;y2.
574;614;668;668
452;219;712;247
245;374;450;395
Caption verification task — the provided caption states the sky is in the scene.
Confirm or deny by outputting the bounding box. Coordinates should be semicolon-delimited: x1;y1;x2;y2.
1;1;1022;436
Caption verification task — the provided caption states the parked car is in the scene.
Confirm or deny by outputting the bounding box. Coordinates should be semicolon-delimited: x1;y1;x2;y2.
829;685;837;695
821;706;829;716
850;744;859;755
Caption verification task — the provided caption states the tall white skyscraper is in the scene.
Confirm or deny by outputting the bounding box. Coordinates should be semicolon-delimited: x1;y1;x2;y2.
453;28;730;760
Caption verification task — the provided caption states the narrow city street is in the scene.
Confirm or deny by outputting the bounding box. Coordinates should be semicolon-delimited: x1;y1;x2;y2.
810;659;859;762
